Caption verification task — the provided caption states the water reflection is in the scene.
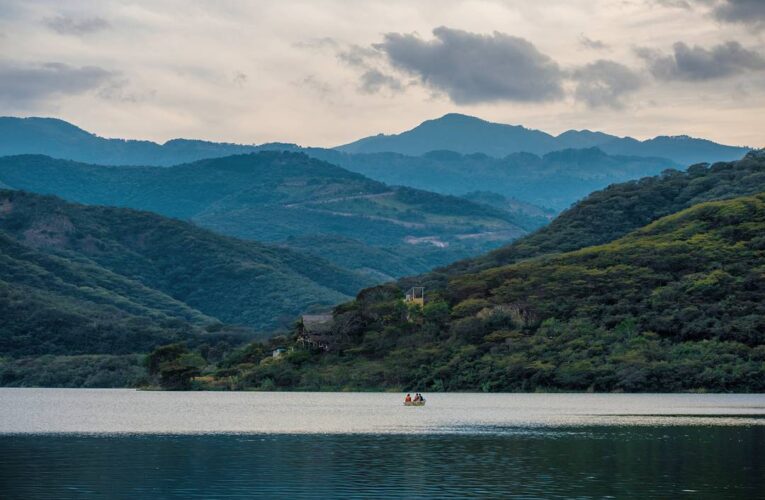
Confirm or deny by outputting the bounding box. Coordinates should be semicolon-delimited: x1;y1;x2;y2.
1;389;764;434
1;390;764;498
1;428;763;499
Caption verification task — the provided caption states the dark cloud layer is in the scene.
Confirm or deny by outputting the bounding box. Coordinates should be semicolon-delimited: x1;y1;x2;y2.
373;26;564;104
572;60;642;108
0;62;116;106
638;41;765;81
45;16;110;36
712;0;765;30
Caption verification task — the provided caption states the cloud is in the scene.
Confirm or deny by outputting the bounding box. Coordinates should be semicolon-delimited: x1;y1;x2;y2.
337;44;380;68
651;0;694;8
293;37;339;51
295;75;334;101
711;0;765;30
638;41;765;80
579;34;608;50
333;44;401;95
572;60;642;108
359;69;403;94
233;71;248;87
372;26;564;104
44;16;110;36
0;62;117;106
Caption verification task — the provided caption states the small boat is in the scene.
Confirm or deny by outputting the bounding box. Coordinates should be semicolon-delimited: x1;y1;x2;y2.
404;400;426;407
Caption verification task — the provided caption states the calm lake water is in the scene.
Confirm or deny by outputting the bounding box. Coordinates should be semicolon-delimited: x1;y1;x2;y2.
1;390;763;498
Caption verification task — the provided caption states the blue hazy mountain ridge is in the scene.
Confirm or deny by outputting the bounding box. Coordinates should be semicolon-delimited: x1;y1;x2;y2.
0;117;257;167
0;114;748;168
0;115;746;212
289;146;679;210
0;152;533;282
336;113;750;165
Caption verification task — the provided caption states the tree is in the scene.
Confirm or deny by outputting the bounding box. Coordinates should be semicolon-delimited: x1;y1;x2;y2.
145;343;206;390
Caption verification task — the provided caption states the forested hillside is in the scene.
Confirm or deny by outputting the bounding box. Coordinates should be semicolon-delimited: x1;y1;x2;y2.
215;192;765;392
0;152;531;279
0;190;366;332
435;150;765;279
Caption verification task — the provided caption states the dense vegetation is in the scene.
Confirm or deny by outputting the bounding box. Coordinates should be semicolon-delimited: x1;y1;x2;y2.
0;355;146;388
0;152;531;279
209;192;765;392
0;189;367;334
0;123;760;391
436;150;765;278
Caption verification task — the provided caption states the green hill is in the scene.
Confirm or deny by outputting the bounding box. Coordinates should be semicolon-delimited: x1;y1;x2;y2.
0;231;211;357
0;152;529;277
433;150;765;280
0;190;368;334
219;191;765;392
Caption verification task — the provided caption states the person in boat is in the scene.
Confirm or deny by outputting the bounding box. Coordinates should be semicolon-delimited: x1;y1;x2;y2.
405;393;412;403
413;393;421;402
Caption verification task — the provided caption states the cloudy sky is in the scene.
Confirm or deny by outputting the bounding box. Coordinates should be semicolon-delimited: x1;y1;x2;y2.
1;0;763;147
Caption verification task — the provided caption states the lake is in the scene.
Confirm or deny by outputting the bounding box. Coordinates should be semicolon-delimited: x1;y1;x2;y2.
1;390;763;498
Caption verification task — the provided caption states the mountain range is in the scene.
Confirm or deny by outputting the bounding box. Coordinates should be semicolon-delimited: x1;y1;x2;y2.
337;113;751;165
0;114;749;168
0;153;535;284
2;114;747;211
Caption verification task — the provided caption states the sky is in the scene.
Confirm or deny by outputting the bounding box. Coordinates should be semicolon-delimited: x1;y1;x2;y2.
0;0;763;147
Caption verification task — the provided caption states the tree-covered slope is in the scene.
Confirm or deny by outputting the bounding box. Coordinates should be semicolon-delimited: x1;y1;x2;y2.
438;150;765;279
0;231;213;357
220;192;765;392
0;152;529;276
0;190;367;332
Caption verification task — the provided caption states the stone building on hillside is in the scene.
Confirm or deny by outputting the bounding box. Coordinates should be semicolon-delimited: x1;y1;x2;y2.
297;314;334;351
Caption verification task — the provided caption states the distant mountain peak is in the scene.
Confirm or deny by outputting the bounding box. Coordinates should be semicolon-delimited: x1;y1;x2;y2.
0;114;752;168
336;113;749;165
